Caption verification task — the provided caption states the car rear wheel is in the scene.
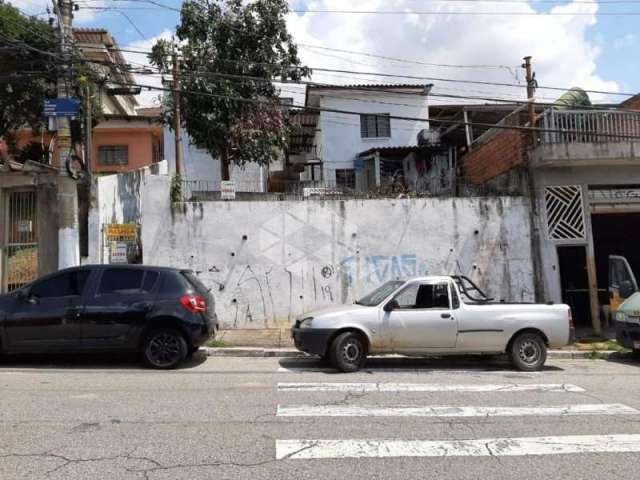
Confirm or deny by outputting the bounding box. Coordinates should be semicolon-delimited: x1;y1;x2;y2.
143;329;188;369
508;332;547;371
329;332;367;373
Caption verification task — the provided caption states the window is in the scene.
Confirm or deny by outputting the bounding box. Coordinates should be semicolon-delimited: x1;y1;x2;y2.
30;270;90;298
360;114;391;138
159;272;191;294
98;146;128;166
355;281;405;306
141;271;160;293
336;169;356;189
98;269;144;295
391;282;450;309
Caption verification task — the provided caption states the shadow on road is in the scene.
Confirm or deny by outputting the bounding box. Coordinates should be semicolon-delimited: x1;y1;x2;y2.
0;350;208;371
278;355;564;373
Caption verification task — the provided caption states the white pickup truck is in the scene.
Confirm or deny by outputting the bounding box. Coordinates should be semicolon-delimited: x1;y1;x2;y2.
292;275;574;372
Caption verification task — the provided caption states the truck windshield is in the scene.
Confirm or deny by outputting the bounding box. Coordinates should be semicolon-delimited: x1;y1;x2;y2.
355;281;405;306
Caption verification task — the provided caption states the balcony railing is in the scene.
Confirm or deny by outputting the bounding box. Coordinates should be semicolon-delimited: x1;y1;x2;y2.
542;108;640;144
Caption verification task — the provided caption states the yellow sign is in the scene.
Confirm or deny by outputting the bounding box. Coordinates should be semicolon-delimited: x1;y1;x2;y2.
105;224;138;241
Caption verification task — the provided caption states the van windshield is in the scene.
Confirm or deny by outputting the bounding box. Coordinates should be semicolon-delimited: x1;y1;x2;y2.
355;281;405;306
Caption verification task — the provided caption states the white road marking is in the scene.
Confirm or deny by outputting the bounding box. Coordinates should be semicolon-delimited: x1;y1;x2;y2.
276;403;639;417
275;366;541;376
276;434;640;459
277;382;585;393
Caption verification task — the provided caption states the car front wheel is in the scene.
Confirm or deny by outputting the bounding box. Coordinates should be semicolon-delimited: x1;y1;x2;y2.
143;329;188;369
509;332;547;371
329;332;367;373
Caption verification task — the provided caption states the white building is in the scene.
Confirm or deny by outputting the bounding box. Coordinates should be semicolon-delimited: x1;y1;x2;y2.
287;84;435;191
163;126;268;194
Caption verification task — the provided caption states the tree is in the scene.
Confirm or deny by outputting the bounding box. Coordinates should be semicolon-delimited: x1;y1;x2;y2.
150;0;309;180
0;2;58;140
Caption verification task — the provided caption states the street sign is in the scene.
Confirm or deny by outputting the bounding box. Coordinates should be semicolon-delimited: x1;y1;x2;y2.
221;181;236;200
109;242;128;264
43;98;81;118
105;224;138;241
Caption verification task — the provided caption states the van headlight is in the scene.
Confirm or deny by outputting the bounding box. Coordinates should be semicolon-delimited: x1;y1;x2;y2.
616;312;627;322
299;317;314;328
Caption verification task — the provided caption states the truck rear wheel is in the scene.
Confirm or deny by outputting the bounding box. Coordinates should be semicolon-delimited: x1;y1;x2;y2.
508;332;547;371
329;332;367;373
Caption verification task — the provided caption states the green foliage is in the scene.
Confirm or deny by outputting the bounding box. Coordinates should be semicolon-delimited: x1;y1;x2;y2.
0;3;58;138
149;0;309;180
170;174;184;203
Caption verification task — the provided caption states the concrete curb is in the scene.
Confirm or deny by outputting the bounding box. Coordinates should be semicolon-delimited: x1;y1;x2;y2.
200;347;622;360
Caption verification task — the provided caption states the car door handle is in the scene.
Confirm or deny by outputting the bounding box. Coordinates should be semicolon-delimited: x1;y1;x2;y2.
65;307;82;318
131;302;152;313
441;313;452;319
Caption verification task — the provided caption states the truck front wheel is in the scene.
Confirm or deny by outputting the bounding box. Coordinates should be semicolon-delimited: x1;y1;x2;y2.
329;332;367;373
508;332;547;371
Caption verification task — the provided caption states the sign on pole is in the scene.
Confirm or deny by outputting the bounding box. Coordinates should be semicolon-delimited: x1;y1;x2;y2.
109;242;128;264
44;98;81;118
221;181;236;200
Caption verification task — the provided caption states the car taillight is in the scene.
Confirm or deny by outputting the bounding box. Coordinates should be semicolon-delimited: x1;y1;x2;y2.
180;294;206;313
568;308;575;329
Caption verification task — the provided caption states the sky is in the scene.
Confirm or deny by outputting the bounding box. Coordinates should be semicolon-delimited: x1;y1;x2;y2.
9;0;640;107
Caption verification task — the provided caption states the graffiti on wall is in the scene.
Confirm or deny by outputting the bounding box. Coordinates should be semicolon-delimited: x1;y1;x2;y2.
340;254;428;285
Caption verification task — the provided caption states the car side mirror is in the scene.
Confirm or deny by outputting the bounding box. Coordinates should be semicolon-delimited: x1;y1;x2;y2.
383;299;399;312
620;280;636;299
15;289;27;301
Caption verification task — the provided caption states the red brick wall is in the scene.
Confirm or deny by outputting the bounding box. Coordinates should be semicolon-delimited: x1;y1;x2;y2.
463;125;526;184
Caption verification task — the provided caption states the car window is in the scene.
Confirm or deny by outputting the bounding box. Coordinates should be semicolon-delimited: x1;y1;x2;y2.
30;270;90;298
393;284;419;308
182;271;209;294
356;281;405;306
393;282;450;309
450;283;460;309
159;272;191;294
98;269;144;295
141;271;160;293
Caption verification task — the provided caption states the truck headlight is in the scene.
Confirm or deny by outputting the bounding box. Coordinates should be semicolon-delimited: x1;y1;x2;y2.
299;317;314;328
616;312;627;322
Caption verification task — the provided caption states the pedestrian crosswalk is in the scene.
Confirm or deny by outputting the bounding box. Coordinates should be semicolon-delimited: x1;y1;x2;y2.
274;379;640;461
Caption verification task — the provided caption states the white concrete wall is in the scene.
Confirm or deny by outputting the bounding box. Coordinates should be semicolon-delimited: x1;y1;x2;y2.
316;91;429;182
142;176;533;329
163;126;266;192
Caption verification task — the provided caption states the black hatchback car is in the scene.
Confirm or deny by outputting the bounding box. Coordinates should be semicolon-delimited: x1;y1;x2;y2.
0;265;218;369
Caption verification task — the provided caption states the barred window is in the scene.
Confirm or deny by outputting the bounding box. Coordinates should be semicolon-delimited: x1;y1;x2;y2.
336;168;356;189
360;114;391;138
98;145;129;166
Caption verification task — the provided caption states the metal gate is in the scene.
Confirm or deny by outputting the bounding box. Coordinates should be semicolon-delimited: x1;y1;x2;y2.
2;190;38;292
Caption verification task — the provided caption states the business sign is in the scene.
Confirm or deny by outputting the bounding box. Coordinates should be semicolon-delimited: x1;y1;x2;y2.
43;98;81;118
109;242;128;264
105;223;138;241
588;188;640;204
221;181;236;200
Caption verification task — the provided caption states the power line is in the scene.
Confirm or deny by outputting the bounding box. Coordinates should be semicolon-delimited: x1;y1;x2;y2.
290;9;640;15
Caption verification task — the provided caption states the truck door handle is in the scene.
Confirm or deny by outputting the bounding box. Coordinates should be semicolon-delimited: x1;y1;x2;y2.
441;313;451;319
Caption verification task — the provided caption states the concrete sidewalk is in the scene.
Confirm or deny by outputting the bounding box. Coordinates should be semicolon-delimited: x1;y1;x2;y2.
200;346;625;360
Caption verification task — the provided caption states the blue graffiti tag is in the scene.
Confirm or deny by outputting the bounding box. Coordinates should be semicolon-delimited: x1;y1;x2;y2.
340;254;427;285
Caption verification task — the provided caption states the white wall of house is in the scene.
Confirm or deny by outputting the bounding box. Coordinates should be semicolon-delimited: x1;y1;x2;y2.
141;174;533;330
163;126;267;192
311;89;429;183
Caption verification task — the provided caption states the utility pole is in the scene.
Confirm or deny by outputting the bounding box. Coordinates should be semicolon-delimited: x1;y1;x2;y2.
84;84;92;177
54;0;80;269
172;50;184;176
522;56;544;302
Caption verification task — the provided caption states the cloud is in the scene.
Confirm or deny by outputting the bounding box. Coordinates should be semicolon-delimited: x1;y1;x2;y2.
8;0;106;23
122;29;173;107
614;33;637;50
286;0;620;104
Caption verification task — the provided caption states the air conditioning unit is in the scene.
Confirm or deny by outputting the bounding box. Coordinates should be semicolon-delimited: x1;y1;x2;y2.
417;129;440;146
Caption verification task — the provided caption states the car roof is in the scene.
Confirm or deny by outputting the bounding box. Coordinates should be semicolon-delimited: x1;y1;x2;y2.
56;264;187;274
405;276;453;283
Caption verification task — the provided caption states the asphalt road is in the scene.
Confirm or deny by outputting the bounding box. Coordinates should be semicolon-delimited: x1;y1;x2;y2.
1;354;639;479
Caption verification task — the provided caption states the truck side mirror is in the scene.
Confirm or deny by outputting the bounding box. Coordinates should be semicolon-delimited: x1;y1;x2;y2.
383;299;399;312
620;280;636;299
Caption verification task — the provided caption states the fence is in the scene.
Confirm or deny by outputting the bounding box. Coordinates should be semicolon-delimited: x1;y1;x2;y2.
542;108;640;144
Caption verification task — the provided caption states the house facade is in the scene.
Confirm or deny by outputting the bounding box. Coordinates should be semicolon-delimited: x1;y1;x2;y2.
459;90;640;334
285;84;436;192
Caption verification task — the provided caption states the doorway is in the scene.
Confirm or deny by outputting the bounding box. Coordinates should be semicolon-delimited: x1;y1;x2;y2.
557;245;591;327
